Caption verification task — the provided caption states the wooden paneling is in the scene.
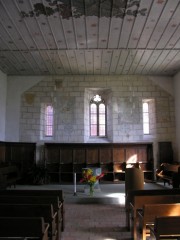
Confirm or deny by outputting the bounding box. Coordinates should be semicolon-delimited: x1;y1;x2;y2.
158;142;173;164
137;147;147;162
45;146;59;164
86;148;99;165
112;147;125;162
126;147;137;163
0;142;36;182
73;148;86;164
0;143;5;164
44;143;153;183
60;148;72;164
99;147;112;163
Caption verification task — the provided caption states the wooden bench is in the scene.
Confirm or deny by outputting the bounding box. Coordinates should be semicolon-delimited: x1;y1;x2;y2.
0;165;20;188
126;188;180;230
0;189;65;232
0;203;57;240
0;217;49;240
0;195;62;239
137;203;180;240
129;194;180;240
149;216;180;240
156;163;180;187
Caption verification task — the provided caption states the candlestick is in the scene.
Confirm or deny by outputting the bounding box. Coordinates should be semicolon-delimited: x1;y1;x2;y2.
73;172;77;196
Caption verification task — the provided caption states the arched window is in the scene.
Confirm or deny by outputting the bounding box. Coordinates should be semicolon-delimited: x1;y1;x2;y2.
142;102;149;134
45;105;54;136
90;94;106;137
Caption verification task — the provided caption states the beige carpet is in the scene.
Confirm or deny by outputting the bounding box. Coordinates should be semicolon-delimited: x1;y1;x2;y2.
9;182;169;239
60;182;168;240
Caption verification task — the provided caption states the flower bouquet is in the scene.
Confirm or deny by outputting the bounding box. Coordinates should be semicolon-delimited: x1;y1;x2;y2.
80;168;104;196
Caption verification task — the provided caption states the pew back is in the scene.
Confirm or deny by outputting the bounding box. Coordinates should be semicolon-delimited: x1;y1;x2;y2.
138;203;180;240
127;188;180;207
150;216;180;239
0;195;62;240
0;217;49;240
0;189;65;231
0;189;64;200
0;203;57;240
127;192;180;240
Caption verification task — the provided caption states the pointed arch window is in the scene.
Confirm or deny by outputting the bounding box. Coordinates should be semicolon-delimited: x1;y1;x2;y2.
45;105;54;136
90;94;106;137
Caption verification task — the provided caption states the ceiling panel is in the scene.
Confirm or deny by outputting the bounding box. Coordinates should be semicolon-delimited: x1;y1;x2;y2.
0;0;179;76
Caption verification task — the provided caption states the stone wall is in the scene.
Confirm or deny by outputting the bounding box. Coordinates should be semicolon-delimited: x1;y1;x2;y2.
19;75;175;146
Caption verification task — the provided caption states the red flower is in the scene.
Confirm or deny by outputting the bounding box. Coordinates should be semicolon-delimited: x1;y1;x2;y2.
96;173;105;180
80;168;104;185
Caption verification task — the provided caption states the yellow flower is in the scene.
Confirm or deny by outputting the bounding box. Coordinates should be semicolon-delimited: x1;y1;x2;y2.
80;168;104;185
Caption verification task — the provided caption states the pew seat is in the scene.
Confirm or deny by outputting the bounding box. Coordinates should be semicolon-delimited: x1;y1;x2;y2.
125;188;180;232
149;216;180;240
0;217;49;240
0;204;58;240
129;194;180;240
0;195;62;239
0;189;65;232
137;203;180;240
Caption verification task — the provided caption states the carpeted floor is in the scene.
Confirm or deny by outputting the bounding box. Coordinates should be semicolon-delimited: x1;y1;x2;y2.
12;182;169;240
59;182;167;240
61;202;130;240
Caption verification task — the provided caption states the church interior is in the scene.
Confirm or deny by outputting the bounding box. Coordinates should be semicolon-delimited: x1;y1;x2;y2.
0;0;180;239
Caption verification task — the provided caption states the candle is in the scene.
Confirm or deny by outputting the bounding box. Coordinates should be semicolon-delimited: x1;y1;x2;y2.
73;173;77;196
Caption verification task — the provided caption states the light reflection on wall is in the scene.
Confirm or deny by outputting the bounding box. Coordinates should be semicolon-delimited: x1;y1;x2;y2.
126;154;137;163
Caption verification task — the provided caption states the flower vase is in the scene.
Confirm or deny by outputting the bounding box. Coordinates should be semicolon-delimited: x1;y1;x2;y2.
89;184;94;196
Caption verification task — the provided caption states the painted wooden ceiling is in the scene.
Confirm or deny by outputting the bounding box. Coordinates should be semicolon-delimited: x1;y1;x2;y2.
0;0;180;76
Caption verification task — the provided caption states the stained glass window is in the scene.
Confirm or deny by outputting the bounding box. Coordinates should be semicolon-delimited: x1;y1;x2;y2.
45;105;54;136
90;95;106;137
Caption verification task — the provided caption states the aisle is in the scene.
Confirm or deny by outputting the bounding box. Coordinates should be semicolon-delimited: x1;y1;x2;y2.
60;182;165;240
61;202;131;240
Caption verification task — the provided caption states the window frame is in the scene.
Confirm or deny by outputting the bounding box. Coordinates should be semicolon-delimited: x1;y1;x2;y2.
44;104;54;137
142;101;150;135
89;95;107;137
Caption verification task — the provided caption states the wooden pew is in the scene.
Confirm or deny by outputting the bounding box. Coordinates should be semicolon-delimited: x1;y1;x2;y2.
129;194;180;240
0;203;57;240
0;189;65;231
137;203;180;240
0;217;49;240
0;165;20;188
126;189;180;240
126;188;180;230
149;216;180;240
156;163;180;187
0;195;62;240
